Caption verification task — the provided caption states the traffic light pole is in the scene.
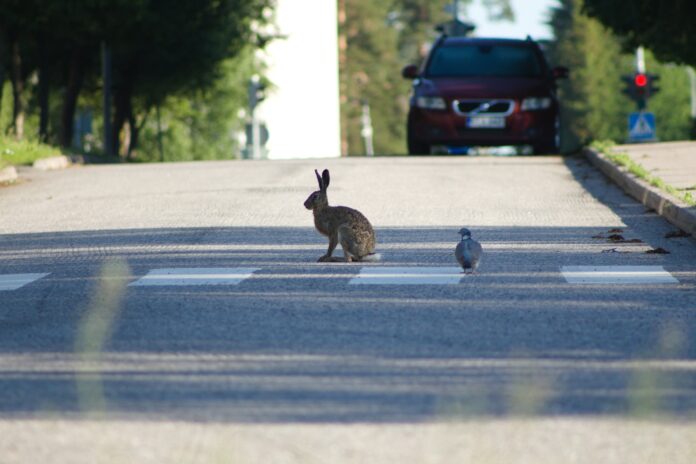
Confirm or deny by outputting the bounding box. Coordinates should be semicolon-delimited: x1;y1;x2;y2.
636;46;645;74
634;47;647;110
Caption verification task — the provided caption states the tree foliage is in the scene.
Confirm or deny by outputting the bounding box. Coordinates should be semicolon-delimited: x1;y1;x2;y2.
583;0;696;67
0;0;267;158
547;0;693;148
136;47;257;162
547;0;627;147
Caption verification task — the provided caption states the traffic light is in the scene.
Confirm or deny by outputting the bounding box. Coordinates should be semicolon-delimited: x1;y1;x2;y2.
248;76;266;112
621;72;660;110
646;73;660;98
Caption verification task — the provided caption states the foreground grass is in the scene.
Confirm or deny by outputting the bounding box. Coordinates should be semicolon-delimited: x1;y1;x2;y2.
0;137;63;169
591;140;696;206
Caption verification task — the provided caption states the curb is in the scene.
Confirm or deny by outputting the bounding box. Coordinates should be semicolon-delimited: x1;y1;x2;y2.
0;165;18;184
32;155;75;171
583;147;696;238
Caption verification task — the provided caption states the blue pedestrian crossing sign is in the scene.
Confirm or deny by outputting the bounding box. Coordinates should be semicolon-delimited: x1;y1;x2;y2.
628;111;656;142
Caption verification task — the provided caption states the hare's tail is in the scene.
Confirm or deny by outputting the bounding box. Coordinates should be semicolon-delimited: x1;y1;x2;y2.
361;252;382;262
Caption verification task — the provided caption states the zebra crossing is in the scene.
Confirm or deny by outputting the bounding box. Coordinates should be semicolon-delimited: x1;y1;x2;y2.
0;265;681;291
348;267;463;285
129;268;261;287
0;273;50;291
560;265;679;284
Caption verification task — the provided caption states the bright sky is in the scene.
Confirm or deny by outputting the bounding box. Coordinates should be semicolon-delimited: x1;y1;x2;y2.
467;0;558;41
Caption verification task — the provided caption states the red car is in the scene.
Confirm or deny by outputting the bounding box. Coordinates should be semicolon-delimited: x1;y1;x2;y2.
402;36;568;155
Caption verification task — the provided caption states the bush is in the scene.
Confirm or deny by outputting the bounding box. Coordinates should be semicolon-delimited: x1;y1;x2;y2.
0;137;63;169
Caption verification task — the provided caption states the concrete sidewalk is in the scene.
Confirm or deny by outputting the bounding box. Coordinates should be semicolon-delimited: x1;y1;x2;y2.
614;141;696;191
585;140;696;238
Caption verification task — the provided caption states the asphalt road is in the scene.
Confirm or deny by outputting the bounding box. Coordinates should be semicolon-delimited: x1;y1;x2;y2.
1;155;695;463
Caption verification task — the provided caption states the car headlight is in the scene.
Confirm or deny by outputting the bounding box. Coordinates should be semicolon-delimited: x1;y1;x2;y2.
416;96;446;110
520;97;552;111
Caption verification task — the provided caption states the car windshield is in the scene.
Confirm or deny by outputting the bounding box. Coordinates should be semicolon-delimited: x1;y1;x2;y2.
426;43;543;78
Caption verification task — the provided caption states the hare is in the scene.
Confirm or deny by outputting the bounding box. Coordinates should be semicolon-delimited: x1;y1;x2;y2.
304;169;377;262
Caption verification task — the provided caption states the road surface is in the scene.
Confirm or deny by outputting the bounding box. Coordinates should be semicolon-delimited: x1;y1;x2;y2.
1;156;695;463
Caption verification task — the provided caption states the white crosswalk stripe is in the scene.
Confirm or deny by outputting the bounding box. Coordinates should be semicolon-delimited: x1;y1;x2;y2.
561;266;678;284
0;273;50;291
128;268;260;286
349;267;464;285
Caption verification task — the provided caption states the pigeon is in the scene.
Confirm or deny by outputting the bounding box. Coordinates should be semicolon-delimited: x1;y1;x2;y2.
455;227;482;274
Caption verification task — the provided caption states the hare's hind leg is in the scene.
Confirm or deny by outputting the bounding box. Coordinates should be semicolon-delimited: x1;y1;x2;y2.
337;225;358;263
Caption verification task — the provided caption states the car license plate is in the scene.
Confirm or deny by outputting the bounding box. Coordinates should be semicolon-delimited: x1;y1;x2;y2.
466;116;505;128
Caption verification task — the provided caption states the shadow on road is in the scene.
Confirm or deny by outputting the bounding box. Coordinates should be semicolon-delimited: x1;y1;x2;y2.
1;219;695;423
1;156;695;422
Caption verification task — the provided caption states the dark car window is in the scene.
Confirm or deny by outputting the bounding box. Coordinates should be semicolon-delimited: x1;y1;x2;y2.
426;44;543;78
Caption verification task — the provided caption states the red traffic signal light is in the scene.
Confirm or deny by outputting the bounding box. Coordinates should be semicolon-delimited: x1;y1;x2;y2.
621;72;659;110
634;73;647;87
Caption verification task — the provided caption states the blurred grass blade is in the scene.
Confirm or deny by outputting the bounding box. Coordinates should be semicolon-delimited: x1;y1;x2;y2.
75;258;131;416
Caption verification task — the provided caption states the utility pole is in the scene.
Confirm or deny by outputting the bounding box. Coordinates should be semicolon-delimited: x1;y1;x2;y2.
248;75;265;160
338;0;348;156
102;42;113;157
360;99;374;156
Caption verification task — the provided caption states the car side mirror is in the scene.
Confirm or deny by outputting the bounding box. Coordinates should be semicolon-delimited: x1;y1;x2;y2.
402;64;419;79
552;66;569;79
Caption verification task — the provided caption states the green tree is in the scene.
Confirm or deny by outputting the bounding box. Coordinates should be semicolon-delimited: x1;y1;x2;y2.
548;0;692;147
339;0;407;155
582;0;696;139
639;56;692;141
548;0;628;149
583;0;696;67
108;0;268;157
136;47;257;162
0;0;267;158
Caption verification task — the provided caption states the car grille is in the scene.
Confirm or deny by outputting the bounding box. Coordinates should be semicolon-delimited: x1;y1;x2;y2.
453;99;514;116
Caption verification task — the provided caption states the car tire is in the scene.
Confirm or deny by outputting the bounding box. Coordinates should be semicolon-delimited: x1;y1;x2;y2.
532;138;556;155
408;139;430;155
532;116;560;155
407;125;429;155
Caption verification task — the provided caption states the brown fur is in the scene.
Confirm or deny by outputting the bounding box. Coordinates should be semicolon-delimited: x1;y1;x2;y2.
304;169;376;262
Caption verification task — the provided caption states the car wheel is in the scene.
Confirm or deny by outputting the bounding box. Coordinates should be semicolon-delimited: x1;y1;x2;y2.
406;118;430;155
532;116;560;155
532;139;556;155
408;139;430;155
407;132;430;155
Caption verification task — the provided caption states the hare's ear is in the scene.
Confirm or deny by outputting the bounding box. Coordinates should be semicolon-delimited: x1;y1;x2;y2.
322;169;330;189
314;169;324;191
